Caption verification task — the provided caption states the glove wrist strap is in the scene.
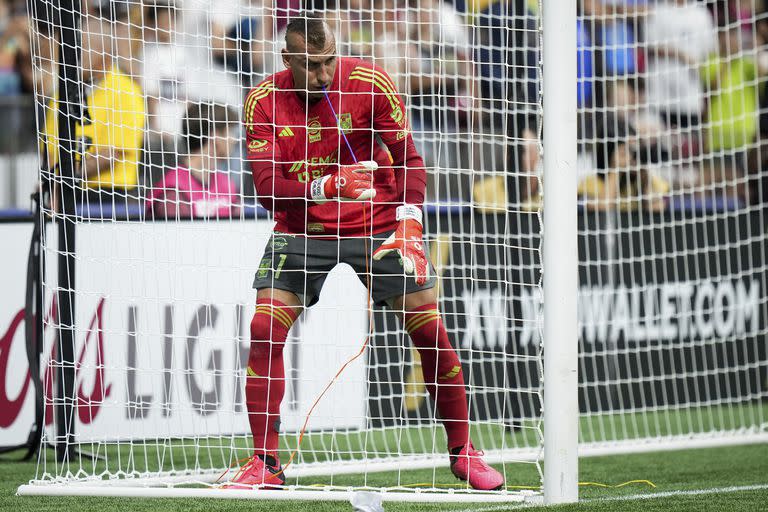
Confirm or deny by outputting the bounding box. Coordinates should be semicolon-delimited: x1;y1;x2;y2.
396;204;423;225
311;175;331;203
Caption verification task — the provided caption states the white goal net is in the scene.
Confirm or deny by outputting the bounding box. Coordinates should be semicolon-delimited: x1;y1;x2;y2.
572;0;768;452
15;0;768;504
20;0;545;503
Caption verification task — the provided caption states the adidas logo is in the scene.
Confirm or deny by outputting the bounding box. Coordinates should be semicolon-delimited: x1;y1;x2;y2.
279;127;294;137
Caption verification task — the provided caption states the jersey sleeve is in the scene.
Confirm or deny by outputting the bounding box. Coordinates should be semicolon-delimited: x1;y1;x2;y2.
244;82;310;212
360;65;427;206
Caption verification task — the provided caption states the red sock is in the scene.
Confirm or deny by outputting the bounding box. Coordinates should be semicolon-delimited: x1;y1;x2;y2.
246;298;298;457
403;303;470;450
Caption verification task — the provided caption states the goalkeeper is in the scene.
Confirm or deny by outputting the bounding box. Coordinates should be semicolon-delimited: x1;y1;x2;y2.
235;13;504;491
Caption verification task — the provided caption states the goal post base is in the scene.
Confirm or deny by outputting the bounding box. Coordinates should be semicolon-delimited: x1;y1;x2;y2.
16;485;538;504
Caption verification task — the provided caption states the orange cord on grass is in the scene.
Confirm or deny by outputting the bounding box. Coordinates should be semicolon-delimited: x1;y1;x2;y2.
269;201;376;480
272;93;379;478
224;91;389;484
217;205;375;486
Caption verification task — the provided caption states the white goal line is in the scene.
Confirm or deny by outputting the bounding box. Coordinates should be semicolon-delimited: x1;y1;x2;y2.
458;483;768;512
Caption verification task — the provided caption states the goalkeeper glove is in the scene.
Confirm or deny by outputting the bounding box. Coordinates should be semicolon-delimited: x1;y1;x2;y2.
372;205;429;286
311;160;378;204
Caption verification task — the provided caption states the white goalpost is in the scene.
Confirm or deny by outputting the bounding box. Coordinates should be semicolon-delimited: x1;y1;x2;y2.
17;0;555;504
542;0;578;504
13;0;768;506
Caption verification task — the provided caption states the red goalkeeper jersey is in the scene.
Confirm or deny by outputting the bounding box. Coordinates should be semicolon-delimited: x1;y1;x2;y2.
245;57;427;237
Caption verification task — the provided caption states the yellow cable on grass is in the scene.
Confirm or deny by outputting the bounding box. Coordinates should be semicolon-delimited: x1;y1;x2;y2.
579;479;656;489
301;480;655;492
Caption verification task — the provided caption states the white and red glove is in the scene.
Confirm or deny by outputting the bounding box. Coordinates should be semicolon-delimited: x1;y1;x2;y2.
372;205;429;286
310;160;378;204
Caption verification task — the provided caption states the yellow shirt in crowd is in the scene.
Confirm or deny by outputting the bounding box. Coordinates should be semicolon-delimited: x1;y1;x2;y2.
44;66;145;189
578;173;670;211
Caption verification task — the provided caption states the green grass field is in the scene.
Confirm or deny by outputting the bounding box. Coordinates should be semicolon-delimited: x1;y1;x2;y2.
2;442;767;511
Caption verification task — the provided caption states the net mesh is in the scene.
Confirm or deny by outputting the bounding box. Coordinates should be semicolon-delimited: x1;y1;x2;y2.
20;0;768;500
26;0;543;498
573;0;768;446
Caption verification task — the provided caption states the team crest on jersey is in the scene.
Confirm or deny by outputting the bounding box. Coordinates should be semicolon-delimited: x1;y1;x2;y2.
339;113;352;134
307;117;322;143
271;236;288;250
249;139;269;152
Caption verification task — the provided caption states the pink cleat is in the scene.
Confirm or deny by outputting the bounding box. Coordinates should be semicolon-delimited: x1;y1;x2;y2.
224;454;285;489
450;443;505;491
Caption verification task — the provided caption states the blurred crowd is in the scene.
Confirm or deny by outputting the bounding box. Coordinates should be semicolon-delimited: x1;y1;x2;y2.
489;0;768;213
570;0;768;212
0;0;766;217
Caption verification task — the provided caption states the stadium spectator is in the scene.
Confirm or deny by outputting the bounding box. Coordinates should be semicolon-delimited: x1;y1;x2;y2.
406;0;471;133
644;0;716;157
473;120;541;212
472;0;539;205
16;18;55;101
83;1;142;77
581;0;643;78
702;24;765;154
714;0;756;37
579;114;668;211
324;0;401;68
112;1;146;78
602;19;637;76
140;0;176;45
173;0;274;83
0;0;27;95
3;8;57;156
404;0;472;199
363;0;412;87
475;0;538;115
141;0;242;144
218;0;277;87
607;79;670;166
42;13;146;202
175;0;239;62
139;0;182;158
515;122;542;210
146;102;240;219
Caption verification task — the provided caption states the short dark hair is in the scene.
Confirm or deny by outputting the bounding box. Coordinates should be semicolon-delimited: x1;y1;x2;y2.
182;102;235;154
593;114;635;170
285;12;329;50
